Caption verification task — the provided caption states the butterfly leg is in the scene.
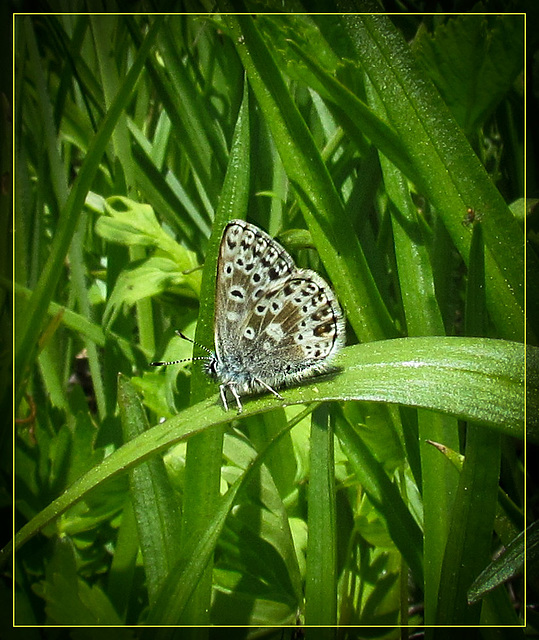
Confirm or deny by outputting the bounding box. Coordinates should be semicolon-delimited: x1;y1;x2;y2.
221;383;244;413
230;384;244;413
219;384;229;412
255;379;284;401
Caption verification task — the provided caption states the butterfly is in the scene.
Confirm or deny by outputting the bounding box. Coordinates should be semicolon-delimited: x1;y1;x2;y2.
152;219;344;412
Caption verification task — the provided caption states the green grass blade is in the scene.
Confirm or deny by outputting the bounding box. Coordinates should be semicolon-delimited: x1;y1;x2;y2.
144;418;295;627
224;13;397;343
286;38;418;188
305;406;337;626
15;18;163;399
435;219;501;627
337;13;529;342
373;113;460;619
118;376;182;609
8;336;530;564
174;82;252;626
12;279;141;362
335;416;424;586
468;522;531;605
435;423;502;626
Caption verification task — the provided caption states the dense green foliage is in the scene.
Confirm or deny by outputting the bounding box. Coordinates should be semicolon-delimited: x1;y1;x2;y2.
8;9;536;637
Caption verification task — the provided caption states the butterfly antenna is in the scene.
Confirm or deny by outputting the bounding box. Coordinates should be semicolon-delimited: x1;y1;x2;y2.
149;331;212;367
175;330;214;356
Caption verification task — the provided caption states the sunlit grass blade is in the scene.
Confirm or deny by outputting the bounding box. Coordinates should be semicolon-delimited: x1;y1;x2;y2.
337;13;529;342
224;13;397;343
15;18;163;399
174;82;251;625
8;336;531;566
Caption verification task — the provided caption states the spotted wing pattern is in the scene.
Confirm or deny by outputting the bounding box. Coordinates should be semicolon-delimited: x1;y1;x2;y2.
213;220;344;398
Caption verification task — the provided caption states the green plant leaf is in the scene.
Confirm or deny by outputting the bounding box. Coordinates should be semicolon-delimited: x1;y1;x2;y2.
413;15;524;134
336;12;531;342
15;18;164;397
102;256;200;329
118;375;182;609
467;521;533;605
224;13;397;343
9;336;530;564
335;415;424;586
305;406;337;626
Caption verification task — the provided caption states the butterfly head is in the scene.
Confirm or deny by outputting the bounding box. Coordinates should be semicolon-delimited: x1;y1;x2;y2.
204;354;220;380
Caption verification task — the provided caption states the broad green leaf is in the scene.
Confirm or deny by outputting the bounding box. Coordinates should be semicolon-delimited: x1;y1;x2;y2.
9;336;531;563
413;15;524;134
33;537;122;625
102;256;200;329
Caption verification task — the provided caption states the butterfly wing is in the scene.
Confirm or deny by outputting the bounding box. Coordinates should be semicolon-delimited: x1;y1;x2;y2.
214;219;295;363
214;220;343;391
241;269;344;385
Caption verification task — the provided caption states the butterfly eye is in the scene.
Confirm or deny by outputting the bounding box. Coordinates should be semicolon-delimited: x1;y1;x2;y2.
206;359;219;378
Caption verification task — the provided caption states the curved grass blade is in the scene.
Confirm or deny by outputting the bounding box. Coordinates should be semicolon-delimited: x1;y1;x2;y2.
7;336;531;565
336;13;529;342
